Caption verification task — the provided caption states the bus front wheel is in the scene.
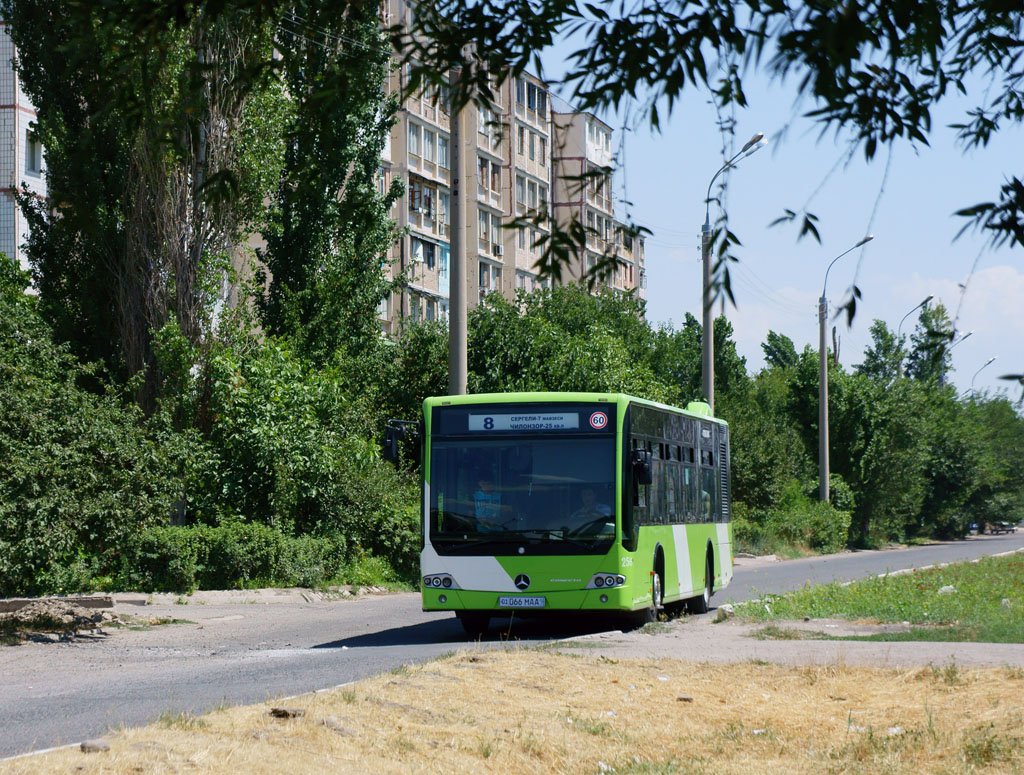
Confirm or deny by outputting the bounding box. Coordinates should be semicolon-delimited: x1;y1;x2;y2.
457;611;490;636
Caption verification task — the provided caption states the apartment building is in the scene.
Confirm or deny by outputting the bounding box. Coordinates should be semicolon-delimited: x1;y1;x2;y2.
551;110;645;296
0;23;46;272
382;0;645;332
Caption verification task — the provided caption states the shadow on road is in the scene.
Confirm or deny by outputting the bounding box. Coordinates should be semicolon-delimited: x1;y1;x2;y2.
312;611;631;650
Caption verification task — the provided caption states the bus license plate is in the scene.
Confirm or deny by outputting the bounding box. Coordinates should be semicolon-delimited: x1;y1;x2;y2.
498;596;546;609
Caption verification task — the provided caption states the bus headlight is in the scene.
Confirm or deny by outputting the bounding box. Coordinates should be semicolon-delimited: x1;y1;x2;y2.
586;573;626;589
423;574;457;590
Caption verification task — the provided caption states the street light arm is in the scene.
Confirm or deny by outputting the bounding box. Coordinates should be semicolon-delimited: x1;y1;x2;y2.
897;294;934;341
703;132;766;228
821;235;874;298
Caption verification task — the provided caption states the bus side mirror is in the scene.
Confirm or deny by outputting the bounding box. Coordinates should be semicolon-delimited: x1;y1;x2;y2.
631;449;652;485
382;419;422;464
382;424;405;463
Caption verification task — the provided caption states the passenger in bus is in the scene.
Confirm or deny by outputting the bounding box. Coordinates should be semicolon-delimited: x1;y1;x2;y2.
473;475;504;531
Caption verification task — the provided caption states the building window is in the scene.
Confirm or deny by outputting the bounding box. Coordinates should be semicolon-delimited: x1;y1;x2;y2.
438;135;449;169
408;123;420;157
479;262;490;288
439;192;450;230
516;78;525;106
537;90;547;117
527;82;537;110
25;131;42;177
439;245;450;278
423;129;435;163
518;226;525;249
528;181;537;210
539;137;546;166
478;157;489;189
491;161;500;192
539;184;548;212
517;125;524;156
478;211;489;241
529;132;535;161
516;175;525;205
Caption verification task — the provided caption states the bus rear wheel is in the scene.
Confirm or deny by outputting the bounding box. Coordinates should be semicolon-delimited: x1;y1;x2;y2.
688;555;713;614
457;611;490;636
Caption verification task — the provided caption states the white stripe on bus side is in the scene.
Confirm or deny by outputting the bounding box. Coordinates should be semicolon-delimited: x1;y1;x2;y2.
672;524;693;598
716;522;732;584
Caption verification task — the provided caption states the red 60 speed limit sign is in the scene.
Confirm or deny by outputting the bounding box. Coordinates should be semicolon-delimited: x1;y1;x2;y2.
589;411;608;430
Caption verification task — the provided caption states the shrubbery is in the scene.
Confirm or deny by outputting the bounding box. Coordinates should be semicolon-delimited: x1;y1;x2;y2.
732;479;852;556
119;523;354;592
0;256;197;597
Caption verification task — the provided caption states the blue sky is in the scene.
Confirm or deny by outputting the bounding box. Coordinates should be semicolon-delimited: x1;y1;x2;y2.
543;46;1024;400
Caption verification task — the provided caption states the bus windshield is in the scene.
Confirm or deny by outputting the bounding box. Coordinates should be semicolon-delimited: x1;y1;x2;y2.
429;437;616;555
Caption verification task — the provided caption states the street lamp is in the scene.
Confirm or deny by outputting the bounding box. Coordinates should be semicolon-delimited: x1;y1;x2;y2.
967;356;997;396
818;235;874;502
898;295;933;341
897;295;933;377
701;131;767;415
951;330;973;349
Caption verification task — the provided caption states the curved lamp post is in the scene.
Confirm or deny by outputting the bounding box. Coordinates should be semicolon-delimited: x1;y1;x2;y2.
967;356;997;396
896;295;933;376
818;235;874;502
701;131;767;414
951;330;973;349
898;295;933;341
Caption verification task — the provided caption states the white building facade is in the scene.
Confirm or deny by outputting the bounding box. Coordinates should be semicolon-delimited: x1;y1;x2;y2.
0;23;45;271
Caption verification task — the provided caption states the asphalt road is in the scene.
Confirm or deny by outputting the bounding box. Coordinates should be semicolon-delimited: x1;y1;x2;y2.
2;531;1022;759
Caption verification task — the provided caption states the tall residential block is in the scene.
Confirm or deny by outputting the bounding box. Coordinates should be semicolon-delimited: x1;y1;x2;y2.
382;0;645;332
0;23;45;271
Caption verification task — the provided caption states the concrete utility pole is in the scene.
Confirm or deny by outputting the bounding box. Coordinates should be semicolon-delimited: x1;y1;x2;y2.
818;235;874;502
447;45;475;396
700;132;766;415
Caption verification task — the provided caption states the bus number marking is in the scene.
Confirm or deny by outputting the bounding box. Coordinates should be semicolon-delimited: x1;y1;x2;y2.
620;557;633;568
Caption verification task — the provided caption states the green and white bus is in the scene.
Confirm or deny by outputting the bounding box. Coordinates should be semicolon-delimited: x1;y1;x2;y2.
420;392;733;634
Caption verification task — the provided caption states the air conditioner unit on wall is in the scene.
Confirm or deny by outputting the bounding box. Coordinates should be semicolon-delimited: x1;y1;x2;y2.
493;245;503;256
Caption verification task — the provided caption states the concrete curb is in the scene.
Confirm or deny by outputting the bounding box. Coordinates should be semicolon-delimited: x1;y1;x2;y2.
0;595;114;614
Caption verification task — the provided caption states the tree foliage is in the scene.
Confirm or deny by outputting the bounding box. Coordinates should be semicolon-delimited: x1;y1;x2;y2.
257;0;403;363
3;0;286;404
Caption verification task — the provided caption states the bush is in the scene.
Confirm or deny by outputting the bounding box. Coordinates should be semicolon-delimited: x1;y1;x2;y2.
119;522;352;592
0;255;196;597
732;479;851;556
152;319;421;582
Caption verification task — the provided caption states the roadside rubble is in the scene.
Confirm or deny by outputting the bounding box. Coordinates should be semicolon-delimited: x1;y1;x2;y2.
0;599;121;642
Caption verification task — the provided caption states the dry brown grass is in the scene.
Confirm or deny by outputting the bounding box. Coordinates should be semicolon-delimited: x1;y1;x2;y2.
5;651;1024;775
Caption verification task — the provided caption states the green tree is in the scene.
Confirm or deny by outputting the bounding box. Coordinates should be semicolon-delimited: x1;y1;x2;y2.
3;0;285;403
906;302;956;385
257;2;403;363
762;330;799;371
856;319;903;383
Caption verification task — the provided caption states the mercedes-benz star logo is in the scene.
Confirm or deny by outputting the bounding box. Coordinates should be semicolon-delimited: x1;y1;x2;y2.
514;574;531;591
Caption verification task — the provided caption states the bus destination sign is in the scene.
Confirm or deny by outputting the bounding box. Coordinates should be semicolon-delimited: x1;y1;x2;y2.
468;413;579;432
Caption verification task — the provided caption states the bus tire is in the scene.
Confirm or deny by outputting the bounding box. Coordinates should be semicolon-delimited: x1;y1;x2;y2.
457;612;490;636
688;553;713;614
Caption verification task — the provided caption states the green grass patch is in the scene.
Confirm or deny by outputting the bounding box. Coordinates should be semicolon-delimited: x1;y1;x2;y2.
736;553;1024;643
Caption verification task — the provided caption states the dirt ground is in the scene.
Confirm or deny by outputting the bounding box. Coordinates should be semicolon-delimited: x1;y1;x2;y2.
4;650;1024;775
